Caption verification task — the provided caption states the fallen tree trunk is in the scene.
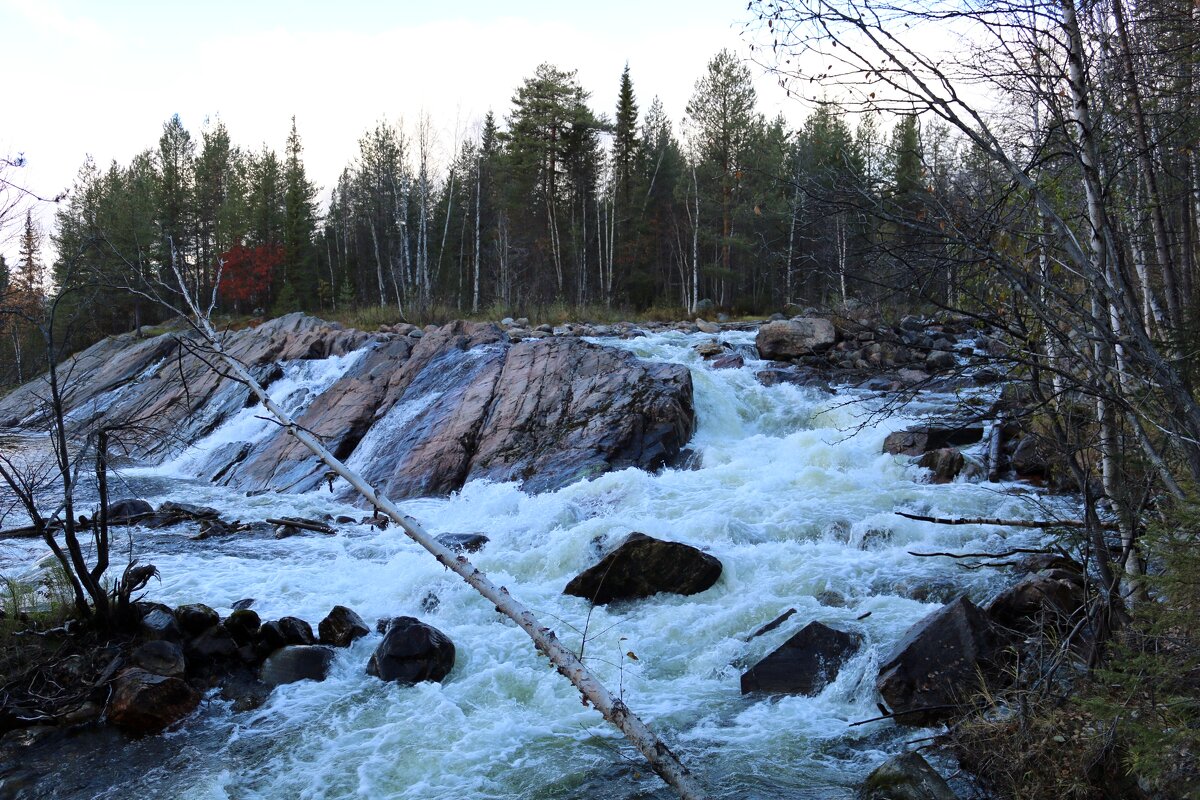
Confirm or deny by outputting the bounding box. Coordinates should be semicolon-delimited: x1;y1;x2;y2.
265;517;335;535
895;510;1119;531
168;287;707;798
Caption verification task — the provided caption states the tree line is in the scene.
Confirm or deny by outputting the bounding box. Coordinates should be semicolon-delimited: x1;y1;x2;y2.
23;51;946;345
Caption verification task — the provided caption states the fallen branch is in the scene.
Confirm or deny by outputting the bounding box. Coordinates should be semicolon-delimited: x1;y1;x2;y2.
895;511;1118;531
167;277;707;798
265;517;335;535
907;548;1054;559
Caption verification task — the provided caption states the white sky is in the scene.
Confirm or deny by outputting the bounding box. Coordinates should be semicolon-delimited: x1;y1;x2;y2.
1;0;803;263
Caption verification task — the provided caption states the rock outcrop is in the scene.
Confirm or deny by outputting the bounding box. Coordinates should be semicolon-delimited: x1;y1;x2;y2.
563;532;723;604
0;315;694;501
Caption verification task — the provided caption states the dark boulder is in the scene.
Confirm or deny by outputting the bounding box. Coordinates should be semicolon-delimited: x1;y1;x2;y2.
1010;434;1053;477
986;572;1085;632
741;621;863;695
917;448;965;484
260;645;335;687
876;596;999;725
259;617;316;652
859;751;959;800
106;499;153;524
129;641;186;679
186;624;238;663
105;668;200;735
224;608;261;644
318;606;369;647
435;533;490;553
883;425;984;456
563;532;722;605
138;606;182;642
175;603;220;636
711;353;744;370
366;617;455;684
924;350;956;371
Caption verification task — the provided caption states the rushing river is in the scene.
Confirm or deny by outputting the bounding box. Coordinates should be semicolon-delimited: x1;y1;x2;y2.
0;328;1054;799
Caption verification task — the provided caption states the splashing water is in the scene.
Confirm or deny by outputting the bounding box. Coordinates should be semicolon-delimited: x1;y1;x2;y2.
0;328;1056;799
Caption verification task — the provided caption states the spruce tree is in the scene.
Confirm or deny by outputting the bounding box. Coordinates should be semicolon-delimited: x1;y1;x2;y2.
281;117;320;310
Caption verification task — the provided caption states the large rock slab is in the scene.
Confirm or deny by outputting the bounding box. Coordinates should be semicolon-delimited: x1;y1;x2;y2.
741;621;863;695
465;338;694;494
229;337;414;493
367;617;455;684
755;318;837;360
105;668;200;735
563;532;722;605
2;316;695;502
876;596;998;725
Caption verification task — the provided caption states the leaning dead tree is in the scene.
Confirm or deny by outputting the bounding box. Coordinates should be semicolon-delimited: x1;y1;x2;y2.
132;246;708;800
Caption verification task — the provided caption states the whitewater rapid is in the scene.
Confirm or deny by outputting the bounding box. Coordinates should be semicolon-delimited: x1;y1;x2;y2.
1;328;1052;799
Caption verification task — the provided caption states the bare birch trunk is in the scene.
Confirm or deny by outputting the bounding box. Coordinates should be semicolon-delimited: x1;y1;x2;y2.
163;267;708;800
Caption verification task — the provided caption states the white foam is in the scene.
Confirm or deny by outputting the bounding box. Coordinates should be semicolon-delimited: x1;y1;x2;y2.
2;328;1067;798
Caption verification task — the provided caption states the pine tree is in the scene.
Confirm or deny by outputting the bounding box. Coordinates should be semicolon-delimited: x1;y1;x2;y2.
280;117;320;311
686;49;760;306
156;115;196;282
16;209;44;299
613;64;639;203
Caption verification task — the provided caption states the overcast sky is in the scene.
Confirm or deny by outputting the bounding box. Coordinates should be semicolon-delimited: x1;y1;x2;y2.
2;0;803;261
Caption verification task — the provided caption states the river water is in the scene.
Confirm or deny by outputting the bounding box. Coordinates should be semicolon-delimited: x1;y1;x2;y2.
0;328;1054;799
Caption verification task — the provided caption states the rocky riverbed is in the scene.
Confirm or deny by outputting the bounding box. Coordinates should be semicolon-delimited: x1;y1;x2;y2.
0;313;1081;799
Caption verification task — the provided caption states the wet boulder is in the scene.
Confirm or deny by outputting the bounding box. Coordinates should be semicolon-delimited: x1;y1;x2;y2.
756;318;837;361
137;605;182;642
876;596;999;725
260;645;335;687
259;617;316;652
917;448;965;484
563;532;722;605
741;621;863;695
1010;434;1053;477
924;350;956;371
224;608;261;644
435;532;490;553
129;640;186;679
174;604;220;636
711;353;744;370
986;570;1085;633
367;617;455;684
318;606;370;647
105;668;201;735
859;751;959;800
185;624;238;663
106;498;154;524
883;424;984;456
